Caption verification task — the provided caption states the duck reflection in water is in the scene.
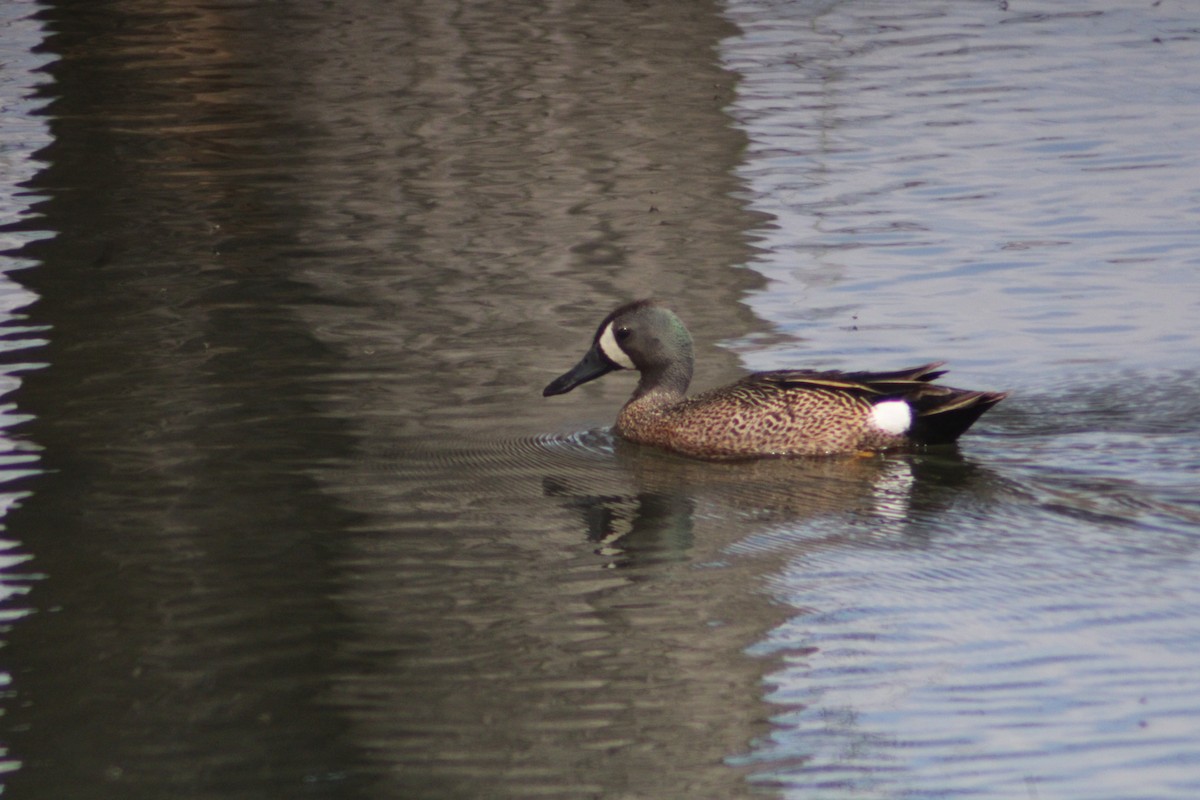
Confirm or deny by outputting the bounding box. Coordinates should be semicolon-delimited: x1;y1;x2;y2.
543;433;998;566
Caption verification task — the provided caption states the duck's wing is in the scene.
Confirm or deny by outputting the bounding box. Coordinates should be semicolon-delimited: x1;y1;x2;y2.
743;362;948;396
740;363;1008;444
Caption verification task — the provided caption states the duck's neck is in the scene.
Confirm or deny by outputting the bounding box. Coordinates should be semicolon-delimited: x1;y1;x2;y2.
632;359;693;403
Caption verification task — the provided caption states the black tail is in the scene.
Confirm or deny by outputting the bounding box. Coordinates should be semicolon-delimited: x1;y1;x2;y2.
908;389;1008;445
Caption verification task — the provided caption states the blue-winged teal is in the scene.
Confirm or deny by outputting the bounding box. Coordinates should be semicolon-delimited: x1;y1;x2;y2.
543;300;1007;459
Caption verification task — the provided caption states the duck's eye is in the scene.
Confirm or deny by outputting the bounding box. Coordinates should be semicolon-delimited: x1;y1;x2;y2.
615;327;632;341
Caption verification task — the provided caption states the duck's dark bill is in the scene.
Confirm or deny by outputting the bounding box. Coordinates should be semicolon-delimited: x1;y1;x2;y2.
543;344;617;397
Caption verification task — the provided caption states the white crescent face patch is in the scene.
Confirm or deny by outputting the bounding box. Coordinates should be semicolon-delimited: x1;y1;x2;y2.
869;399;913;435
597;322;635;370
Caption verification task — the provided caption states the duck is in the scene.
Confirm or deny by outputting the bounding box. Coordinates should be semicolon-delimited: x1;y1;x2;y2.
543;299;1007;459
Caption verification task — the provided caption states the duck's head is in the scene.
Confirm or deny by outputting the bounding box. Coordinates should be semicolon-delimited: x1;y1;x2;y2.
543;299;695;398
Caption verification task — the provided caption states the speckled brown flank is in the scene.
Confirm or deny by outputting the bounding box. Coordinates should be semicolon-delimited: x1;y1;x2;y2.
618;374;902;458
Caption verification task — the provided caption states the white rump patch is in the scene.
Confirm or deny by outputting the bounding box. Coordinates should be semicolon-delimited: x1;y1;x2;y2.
869;399;912;435
597;322;635;369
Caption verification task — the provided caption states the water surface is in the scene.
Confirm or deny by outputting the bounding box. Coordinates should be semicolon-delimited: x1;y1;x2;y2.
0;0;1198;799
722;2;1200;797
